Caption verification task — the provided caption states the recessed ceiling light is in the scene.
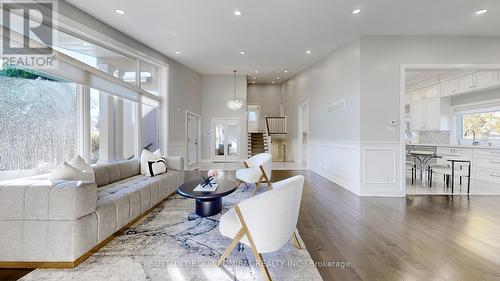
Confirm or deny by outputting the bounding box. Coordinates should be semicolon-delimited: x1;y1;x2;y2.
306;50;312;54
252;81;256;84
82;42;91;46
234;10;242;16
255;70;258;73
352;9;361;14
271;81;275;84
284;70;288;73
175;51;181;54
115;9;125;15
276;77;280;80
475;9;488;15
253;77;256;80
240;51;246;55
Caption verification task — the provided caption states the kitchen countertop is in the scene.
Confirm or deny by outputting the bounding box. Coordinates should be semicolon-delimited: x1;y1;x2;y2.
407;143;500;150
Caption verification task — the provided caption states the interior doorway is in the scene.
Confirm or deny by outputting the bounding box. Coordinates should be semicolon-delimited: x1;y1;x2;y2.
212;118;240;162
297;101;309;165
186;111;200;168
247;104;260;133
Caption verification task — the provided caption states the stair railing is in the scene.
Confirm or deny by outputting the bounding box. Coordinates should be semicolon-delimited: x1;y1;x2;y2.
265;116;287;135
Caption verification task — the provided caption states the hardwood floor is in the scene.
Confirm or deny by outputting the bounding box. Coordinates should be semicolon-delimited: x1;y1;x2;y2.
272;170;500;281
3;169;500;281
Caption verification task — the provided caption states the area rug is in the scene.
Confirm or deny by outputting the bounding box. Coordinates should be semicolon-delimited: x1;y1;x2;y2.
21;183;323;281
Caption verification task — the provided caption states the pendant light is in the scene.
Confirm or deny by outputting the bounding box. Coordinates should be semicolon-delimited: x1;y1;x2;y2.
227;70;243;111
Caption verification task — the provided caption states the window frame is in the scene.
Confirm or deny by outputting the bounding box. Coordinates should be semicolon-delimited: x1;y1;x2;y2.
454;104;500;144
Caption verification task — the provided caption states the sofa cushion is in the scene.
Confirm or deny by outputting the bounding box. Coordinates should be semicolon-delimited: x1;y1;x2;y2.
96;197;117;243
93;164;111;187
93;160;141;188
0;179;97;221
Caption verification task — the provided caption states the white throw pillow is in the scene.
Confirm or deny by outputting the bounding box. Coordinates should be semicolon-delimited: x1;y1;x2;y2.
68;155;95;182
140;149;162;174
146;157;167;177
49;161;95;181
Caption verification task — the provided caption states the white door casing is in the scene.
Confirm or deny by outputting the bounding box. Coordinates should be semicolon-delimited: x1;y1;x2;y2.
186;111;200;167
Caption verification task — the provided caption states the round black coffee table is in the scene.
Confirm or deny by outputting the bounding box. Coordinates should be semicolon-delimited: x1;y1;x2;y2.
177;179;237;217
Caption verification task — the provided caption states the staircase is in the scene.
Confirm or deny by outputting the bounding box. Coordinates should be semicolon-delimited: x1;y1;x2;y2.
247;132;268;156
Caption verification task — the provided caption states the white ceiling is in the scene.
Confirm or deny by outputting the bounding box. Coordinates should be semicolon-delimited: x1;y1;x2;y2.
66;0;500;84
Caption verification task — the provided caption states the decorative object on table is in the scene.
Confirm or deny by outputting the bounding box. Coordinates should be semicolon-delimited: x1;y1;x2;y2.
178;179;238;216
207;169;219;178
146;156;167;177
227;70;244;111
194;176;219;192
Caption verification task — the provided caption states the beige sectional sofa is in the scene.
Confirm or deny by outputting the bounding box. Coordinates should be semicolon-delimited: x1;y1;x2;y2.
0;157;184;267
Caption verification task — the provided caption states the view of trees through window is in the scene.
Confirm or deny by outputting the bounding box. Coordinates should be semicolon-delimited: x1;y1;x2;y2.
462;110;500;140
0;67;78;180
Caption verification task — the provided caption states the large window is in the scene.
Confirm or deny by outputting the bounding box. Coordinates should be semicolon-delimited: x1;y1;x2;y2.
55;32;138;86
0;67;78;179
90;90;139;164
139;61;159;95
459;109;500;140
142;101;160;152
0;26;165;180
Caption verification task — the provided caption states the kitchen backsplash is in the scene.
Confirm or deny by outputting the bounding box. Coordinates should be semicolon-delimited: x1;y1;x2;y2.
418;130;450;145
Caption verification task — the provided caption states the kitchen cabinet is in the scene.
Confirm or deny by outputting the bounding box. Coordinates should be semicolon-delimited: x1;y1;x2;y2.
441;79;458;97
440;71;500;97
410;85;448;131
473;149;500;183
457;75;475;94
474;71;499;90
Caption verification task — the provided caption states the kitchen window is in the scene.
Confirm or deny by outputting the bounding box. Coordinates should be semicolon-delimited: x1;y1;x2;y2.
456;107;500;141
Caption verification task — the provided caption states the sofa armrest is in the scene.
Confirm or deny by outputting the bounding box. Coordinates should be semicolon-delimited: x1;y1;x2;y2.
165;156;184;172
0;179;97;221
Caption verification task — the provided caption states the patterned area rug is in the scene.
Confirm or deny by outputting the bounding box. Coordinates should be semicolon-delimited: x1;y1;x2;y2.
21;183;323;281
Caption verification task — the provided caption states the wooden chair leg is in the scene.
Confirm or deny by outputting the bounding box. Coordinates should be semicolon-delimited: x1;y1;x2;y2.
217;228;245;266
234;205;272;281
252;175;264;197
259;165;273;190
292;230;302;249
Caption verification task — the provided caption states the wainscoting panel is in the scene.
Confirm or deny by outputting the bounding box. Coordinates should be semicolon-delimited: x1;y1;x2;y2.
360;142;403;197
363;148;396;184
308;141;360;195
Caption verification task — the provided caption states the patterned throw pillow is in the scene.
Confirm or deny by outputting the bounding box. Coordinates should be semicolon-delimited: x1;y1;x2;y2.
147;157;167;177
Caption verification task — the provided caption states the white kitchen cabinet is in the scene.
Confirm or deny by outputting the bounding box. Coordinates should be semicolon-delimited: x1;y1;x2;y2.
425;99;441;130
410;85;449;131
441;79;458;97
474;71;499;90
473;149;500;183
457;75;475;94
411;102;425;130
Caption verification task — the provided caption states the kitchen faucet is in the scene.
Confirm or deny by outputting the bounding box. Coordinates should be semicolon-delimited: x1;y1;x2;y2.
464;129;479;145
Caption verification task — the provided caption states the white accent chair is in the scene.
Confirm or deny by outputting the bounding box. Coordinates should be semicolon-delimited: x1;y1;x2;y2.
236;153;273;196
218;175;304;281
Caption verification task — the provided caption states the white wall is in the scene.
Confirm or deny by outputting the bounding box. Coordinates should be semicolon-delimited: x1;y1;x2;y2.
167;61;202;157
201;75;248;161
247;84;282;117
282;39;361;194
